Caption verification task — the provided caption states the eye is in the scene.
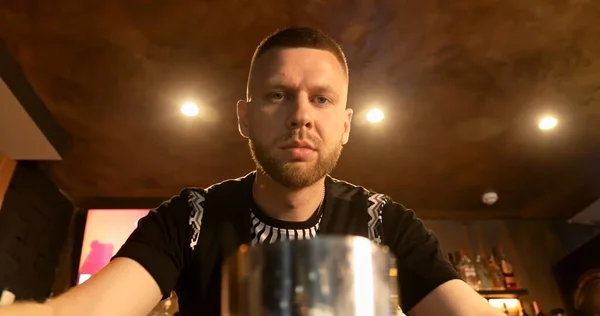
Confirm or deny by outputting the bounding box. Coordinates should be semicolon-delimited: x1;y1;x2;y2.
270;92;285;101
313;96;330;105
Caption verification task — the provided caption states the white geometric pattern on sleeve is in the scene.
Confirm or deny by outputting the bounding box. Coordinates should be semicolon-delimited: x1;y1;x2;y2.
187;190;207;251
367;192;389;245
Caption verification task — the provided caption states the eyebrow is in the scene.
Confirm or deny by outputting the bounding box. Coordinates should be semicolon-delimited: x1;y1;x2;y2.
264;79;339;98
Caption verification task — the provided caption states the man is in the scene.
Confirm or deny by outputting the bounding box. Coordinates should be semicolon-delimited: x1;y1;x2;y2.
1;27;501;315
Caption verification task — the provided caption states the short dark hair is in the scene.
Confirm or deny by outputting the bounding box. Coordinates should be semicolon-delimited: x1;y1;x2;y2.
246;27;348;101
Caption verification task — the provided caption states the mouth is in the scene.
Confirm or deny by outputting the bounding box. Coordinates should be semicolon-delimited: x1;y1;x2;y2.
279;140;318;161
280;140;316;151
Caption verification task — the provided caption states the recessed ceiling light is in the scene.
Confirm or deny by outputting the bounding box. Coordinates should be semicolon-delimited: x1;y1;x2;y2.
181;101;199;117
366;108;384;123
538;116;558;130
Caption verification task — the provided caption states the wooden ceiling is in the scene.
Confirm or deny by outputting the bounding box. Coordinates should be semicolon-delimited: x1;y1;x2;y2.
1;0;599;219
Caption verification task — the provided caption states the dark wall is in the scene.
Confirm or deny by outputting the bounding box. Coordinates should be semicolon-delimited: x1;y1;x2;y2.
0;161;73;301
423;219;599;314
52;208;87;295
551;221;600;259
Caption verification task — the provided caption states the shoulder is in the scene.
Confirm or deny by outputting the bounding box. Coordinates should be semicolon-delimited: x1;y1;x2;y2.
326;175;386;201
326;177;459;311
326;176;409;214
153;173;253;227
167;173;253;250
327;176;426;240
179;172;254;206
326;176;417;235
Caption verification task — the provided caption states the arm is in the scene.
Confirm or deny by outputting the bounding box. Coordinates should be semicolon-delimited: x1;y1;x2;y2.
383;202;502;316
0;193;191;316
410;279;503;316
49;258;163;316
0;258;161;316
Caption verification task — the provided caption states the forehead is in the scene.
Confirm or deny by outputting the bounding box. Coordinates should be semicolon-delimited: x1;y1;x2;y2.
251;48;348;88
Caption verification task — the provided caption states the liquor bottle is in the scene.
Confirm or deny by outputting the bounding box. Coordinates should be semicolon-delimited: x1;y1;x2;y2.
447;252;457;271
532;301;544;316
456;249;479;290
549;308;565;316
150;297;173;316
502;303;510;315
487;254;506;290
474;254;494;290
454;251;462;266
519;300;530;316
495;245;518;290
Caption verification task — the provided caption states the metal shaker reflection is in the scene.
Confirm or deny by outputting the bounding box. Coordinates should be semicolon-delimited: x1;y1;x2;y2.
221;236;398;316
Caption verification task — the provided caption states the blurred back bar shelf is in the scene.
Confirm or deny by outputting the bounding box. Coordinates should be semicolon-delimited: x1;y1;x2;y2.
478;288;529;299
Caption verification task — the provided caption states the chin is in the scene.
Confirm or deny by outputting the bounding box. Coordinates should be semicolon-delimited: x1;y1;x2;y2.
284;159;318;168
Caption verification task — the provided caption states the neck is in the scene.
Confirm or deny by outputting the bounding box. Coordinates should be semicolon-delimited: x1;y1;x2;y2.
252;171;325;222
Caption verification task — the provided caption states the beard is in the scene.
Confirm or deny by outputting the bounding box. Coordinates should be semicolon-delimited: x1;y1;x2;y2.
249;132;343;190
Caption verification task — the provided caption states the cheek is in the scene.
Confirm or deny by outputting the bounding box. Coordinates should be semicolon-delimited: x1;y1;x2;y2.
317;131;343;154
249;118;279;144
250;107;289;140
319;118;345;141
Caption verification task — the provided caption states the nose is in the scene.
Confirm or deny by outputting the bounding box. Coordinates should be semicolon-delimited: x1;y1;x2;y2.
286;96;314;129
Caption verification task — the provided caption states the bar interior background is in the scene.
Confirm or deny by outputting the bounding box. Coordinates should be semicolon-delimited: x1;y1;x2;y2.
1;1;600;315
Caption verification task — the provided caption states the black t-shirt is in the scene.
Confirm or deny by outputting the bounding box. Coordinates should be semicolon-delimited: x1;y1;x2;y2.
114;172;459;315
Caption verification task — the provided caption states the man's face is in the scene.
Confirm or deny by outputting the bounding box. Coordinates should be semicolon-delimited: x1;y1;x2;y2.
237;47;352;189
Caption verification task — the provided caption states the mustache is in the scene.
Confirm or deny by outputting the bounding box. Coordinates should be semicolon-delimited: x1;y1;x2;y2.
277;130;320;144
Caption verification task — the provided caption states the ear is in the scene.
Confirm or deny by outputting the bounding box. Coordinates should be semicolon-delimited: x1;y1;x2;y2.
237;99;250;138
342;108;353;145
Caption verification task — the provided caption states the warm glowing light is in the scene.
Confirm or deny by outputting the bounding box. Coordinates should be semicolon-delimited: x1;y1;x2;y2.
366;108;384;123
489;298;520;309
538;116;558;130
181;101;199;117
